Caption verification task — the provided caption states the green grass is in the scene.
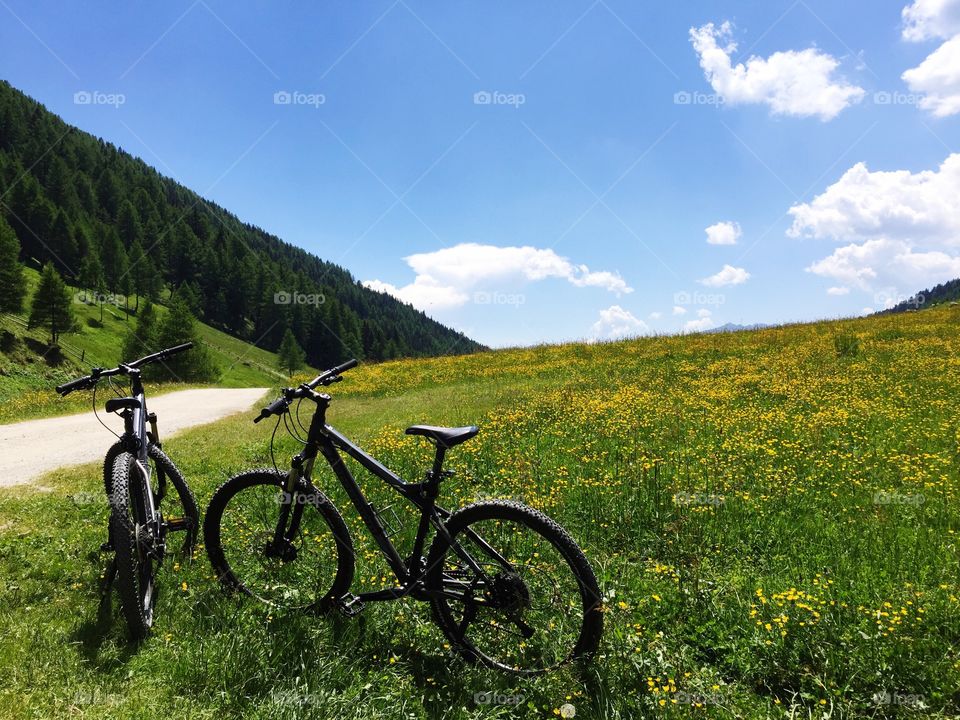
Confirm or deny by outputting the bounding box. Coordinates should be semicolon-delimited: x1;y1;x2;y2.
1;306;959;718
0;267;302;423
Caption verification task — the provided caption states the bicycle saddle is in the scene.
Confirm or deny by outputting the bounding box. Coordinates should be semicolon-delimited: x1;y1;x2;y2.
405;424;479;448
105;396;141;413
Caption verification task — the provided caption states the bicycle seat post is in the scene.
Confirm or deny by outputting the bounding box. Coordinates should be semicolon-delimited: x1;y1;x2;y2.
429;444;446;482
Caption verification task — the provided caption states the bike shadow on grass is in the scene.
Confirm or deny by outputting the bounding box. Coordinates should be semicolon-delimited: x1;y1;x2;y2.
68;554;140;667
297;608;602;719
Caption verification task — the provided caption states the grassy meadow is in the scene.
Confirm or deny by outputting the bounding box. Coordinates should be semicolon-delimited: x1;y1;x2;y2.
0;306;958;718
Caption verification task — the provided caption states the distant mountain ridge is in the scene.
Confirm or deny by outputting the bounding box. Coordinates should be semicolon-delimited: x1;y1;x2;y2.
0;81;484;366
707;322;773;334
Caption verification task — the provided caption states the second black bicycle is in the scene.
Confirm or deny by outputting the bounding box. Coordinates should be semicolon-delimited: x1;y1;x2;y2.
204;360;604;675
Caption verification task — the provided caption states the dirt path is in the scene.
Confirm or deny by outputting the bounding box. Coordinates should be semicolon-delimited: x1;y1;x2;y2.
0;388;268;488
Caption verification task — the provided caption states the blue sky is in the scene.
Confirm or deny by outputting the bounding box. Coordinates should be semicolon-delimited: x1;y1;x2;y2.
2;0;958;347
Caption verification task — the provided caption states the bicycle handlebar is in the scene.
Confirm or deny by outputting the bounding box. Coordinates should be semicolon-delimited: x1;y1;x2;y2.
128;342;193;369
306;358;358;390
54;374;99;396
254;358;358;423
55;342;194;396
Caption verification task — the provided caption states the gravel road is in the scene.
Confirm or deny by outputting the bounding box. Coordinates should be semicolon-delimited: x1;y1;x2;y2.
0;388;267;487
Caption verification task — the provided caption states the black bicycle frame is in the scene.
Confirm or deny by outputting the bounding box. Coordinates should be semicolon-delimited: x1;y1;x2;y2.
119;369;162;526
273;394;497;603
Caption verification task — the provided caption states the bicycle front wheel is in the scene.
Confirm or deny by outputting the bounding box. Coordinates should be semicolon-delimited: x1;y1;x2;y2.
204;469;355;612
110;451;159;640
426;500;604;674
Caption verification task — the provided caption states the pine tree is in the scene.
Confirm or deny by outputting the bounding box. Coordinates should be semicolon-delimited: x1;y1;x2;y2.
100;228;128;294
0;215;26;313
27;264;76;344
78;246;105;295
154;294;217;381
117;200;143;248
49;209;78;277
95;169;121;219
277;327;306;377
122;299;158;361
127;239;153;313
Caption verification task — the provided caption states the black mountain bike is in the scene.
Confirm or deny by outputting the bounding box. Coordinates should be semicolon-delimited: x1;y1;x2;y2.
204;360;603;674
56;343;199;640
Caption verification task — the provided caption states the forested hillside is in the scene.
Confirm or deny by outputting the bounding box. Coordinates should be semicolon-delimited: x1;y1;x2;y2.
882;278;960;314
0;81;482;366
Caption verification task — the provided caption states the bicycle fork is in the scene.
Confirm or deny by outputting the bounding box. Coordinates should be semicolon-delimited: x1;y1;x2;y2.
265;454;314;562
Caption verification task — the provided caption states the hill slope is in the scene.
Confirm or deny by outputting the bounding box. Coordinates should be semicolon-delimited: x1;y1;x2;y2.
0;81;482;366
0;266;292;422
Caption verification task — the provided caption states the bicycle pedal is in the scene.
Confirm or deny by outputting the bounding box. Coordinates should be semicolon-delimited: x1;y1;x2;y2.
164;517;193;532
336;593;366;618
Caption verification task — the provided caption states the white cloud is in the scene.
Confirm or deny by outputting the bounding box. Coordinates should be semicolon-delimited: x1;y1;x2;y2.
705;220;742;245
672;305;687;316
362;277;469;310
684;309;714;332
902;0;960;41
788;154;960;246
861;306;875;315
827;286;850;295
649;311;662;320
700;264;751;287
902;35;960;117
363;243;631;312
789;154;960;292
806;238;960;290
590;305;648;341
689;21;865;120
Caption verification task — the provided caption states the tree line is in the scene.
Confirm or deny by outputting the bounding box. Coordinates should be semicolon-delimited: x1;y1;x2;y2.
0;80;483;370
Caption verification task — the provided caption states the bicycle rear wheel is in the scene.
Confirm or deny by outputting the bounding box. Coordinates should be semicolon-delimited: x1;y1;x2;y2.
426;499;603;674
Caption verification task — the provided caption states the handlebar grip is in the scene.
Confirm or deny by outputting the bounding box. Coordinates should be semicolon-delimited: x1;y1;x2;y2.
163;342;193;358
333;358;359;375
254;397;288;423
55;376;91;396
129;341;195;369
